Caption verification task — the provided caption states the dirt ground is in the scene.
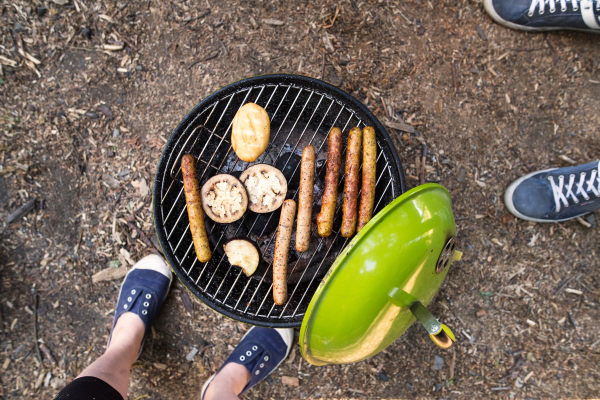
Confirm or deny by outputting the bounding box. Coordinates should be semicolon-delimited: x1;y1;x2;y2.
1;0;600;399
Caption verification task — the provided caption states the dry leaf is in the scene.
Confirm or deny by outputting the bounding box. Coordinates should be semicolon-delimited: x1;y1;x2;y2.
92;266;128;283
131;178;149;197
281;376;299;386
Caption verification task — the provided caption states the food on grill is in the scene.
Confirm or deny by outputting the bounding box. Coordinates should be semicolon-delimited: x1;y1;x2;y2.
223;237;261;277
200;174;248;223
357;127;377;232
232;102;270;162
273;199;296;305
296;145;316;252
316;127;343;237
341;127;363;237
181;155;212;262
240;164;287;213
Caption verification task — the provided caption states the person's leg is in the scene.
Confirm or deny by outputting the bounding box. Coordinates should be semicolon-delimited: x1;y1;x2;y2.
54;254;172;400
201;327;294;400
203;363;251;400
76;313;145;398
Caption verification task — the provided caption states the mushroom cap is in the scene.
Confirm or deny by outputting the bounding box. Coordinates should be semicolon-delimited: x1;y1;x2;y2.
200;174;248;223
239;164;288;213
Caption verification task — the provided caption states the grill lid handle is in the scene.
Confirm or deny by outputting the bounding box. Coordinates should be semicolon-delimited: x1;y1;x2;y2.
410;301;456;349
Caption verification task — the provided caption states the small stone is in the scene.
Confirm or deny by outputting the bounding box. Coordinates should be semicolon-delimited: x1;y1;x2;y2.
85;112;98;118
435;383;443;391
378;371;389;382
37;7;47;17
117;97;124;104
107;150;115;158
476;309;487;317
418;27;426;36
265;376;273;384
81;28;92;40
153;363;167;370
101;105;113;119
470;67;479;74
433;355;444;371
185;347;199;361
456;169;466;182
585;212;596;228
136;65;143;71
112;128;120;138
14;23;26;33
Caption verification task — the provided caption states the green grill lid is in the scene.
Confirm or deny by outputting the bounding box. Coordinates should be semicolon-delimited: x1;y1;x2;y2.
299;183;457;365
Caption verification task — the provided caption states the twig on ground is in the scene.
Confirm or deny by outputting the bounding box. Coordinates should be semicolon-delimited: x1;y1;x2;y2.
32;291;42;364
112;29;138;51
451;60;458;95
126;215;161;255
554;272;581;296
420;143;427;185
320;53;326;80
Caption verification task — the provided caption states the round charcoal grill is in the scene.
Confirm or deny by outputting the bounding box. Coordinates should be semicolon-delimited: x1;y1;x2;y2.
153;74;406;327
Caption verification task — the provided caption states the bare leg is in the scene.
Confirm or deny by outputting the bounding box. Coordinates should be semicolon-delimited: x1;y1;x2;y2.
203;363;251;400
77;313;145;399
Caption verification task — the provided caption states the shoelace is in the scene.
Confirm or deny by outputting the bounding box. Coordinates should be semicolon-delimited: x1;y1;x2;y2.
528;0;600;16
548;170;600;212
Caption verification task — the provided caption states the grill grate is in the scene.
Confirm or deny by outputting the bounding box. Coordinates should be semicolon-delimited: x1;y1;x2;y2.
154;75;405;327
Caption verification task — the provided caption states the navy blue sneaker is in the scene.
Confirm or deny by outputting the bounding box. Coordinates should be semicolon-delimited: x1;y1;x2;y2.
201;327;294;399
505;160;600;222
484;0;600;32
107;254;173;358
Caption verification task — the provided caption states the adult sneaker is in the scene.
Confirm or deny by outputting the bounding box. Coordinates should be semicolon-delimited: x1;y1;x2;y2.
484;0;600;32
504;160;600;222
201;327;294;399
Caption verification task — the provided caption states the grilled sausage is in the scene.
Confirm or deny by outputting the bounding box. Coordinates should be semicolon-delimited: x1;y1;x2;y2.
181;154;211;263
357;127;377;232
273;199;296;305
316;128;343;237
340;127;362;237
296;145;315;252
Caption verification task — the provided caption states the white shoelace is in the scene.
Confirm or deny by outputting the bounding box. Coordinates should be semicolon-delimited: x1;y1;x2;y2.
548;170;600;212
528;0;600;16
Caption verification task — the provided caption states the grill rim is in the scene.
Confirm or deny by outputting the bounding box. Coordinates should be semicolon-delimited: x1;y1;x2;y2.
153;74;406;328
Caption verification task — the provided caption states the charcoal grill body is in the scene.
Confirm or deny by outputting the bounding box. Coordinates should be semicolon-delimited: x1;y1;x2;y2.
153;74;406;327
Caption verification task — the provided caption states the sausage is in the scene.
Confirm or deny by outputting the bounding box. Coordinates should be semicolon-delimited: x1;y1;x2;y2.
357;127;377;232
273;199;296;305
296;145;315;252
181;154;211;263
316;128;343;237
340;127;362;237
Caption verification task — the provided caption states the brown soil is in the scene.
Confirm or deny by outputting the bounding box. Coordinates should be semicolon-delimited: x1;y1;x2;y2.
1;0;599;399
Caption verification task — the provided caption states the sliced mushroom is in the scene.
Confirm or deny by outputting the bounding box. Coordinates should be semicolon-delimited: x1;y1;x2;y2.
223;237;261;277
239;164;287;213
200;174;248;223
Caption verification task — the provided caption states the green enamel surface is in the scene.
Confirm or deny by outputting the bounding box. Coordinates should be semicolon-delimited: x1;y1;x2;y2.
299;183;456;365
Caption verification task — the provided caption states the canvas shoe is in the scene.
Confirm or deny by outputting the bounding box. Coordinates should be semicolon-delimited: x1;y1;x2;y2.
201;327;294;399
504;160;600;222
107;254;173;359
484;0;600;32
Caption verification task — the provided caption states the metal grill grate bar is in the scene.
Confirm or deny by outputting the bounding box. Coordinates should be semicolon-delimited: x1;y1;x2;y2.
191;85;297;286
242;111;360;315
271;149;388;319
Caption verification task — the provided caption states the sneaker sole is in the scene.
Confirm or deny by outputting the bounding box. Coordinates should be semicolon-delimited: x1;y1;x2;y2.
483;0;600;33
504;166;582;223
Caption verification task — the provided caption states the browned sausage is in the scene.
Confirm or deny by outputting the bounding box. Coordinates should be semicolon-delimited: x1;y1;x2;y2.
316;128;342;237
296;145;315;252
181;154;211;263
357;127;377;232
273;199;296;305
341;127;362;237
